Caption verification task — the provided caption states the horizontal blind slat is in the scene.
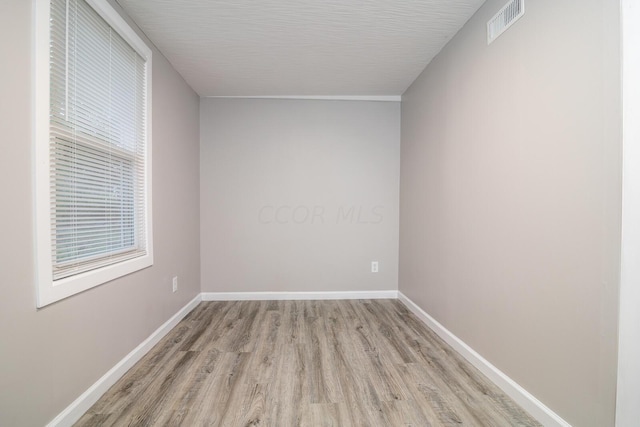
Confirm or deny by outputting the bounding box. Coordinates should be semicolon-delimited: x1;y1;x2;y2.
49;0;148;281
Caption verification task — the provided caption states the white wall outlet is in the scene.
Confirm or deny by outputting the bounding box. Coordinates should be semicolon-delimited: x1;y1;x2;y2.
172;276;178;293
371;261;379;273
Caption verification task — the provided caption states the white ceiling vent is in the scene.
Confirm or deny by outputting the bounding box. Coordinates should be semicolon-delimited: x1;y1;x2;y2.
487;0;525;44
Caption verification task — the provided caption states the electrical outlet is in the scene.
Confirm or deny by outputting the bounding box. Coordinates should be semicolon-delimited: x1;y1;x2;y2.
371;261;379;273
172;276;178;293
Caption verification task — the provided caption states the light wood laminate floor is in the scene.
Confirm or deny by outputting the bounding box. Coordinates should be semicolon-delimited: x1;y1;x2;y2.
75;299;541;426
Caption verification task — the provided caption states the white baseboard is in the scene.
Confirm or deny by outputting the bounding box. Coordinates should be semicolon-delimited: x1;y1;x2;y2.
201;290;398;301
397;292;571;427
46;294;202;427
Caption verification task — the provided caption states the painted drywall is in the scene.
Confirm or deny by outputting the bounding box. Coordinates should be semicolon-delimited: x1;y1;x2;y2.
200;98;400;293
0;0;200;425
399;0;621;426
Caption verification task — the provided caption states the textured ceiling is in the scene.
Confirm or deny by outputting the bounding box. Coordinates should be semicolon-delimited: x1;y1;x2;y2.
117;0;486;97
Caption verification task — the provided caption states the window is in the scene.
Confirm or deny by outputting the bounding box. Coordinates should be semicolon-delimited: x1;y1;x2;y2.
35;0;153;307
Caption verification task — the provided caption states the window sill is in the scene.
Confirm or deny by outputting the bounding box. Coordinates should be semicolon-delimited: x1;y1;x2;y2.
36;253;153;308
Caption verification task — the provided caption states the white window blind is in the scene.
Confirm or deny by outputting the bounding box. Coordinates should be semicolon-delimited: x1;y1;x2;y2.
48;0;148;280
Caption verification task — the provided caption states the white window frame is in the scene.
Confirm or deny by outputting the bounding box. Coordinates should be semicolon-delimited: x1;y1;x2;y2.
34;0;153;307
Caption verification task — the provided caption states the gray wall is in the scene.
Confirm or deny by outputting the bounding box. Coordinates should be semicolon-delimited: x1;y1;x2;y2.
399;0;621;426
0;1;201;425
200;99;400;293
0;0;623;425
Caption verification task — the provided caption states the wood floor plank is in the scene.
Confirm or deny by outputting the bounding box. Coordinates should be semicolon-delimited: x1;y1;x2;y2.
149;348;223;426
180;301;236;352
267;343;306;426
75;299;541;427
382;299;532;425
352;300;417;364
305;303;344;404
282;300;304;345
77;322;194;421
306;402;355;427
176;351;250;426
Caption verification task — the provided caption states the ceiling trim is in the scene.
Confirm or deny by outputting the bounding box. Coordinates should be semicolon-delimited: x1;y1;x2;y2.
204;95;401;102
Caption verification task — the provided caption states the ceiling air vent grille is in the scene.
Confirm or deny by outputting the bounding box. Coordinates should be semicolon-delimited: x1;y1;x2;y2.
487;0;525;44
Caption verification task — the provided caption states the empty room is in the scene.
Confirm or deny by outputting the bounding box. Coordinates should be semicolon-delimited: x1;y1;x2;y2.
1;0;639;426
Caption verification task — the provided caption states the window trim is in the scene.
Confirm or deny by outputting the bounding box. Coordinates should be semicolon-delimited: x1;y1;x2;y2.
34;0;153;307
